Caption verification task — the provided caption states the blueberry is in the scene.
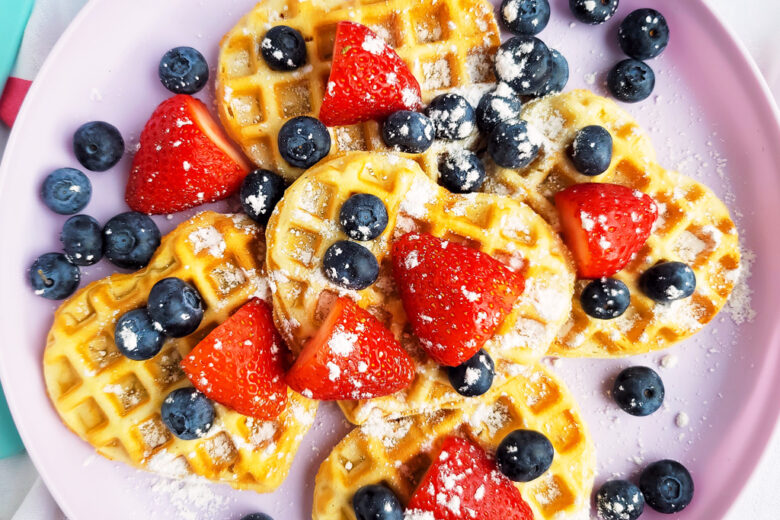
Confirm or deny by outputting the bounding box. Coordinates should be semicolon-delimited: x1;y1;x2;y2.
425;94;476;140
639;261;696;303
73;121;124;172
114;308;165;361
535;49;569;96
339;194;388;241
61;215;103;266
569;0;619;25
323;240;379;290
607;59;655;103
569;125;613;176
240;169;286;226
438;150;486;194
476;84;522;134
500;0;550;36
495;36;551;96
102;212;161;270
596;480;645;520
488;120;540;169
382;110;434;153
161;387;215;440
158;46;209;94
29;253;80;300
240;515;273;520
618;9;670;60
447;349;495;397
261;26;307;71
352;484;403;520
41;168;91;215
639;460;694;514
147;278;205;338
278;116;331;168
580;278;630;320
496;429;554;482
612;366;664;416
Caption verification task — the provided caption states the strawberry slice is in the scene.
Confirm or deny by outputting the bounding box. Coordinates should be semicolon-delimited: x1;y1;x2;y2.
126;94;251;214
319;22;423;126
407;436;534;520
554;183;658;278
285;297;414;401
391;232;525;367
181;298;288;420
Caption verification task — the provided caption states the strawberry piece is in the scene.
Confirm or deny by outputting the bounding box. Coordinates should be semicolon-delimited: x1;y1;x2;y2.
407;436;534;520
181;298;288;420
319;22;423;126
126;94;251;214
554;183;658;278
391;232;525;367
285;297;414;400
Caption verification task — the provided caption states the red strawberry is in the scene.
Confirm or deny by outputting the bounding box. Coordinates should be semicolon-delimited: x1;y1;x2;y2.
554;183;658;278
285;297;414;401
319;22;423;126
126;94;251;214
181;298;288;420
407;436;534;520
391;232;525;367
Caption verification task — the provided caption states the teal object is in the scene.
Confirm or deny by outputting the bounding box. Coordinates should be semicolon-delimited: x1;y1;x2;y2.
0;0;35;92
0;381;24;458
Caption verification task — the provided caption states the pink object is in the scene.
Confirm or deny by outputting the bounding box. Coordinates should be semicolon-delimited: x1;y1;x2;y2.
0;77;32;126
0;0;778;519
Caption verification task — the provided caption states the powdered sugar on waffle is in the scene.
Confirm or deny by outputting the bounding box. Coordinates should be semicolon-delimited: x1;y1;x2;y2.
188;226;226;257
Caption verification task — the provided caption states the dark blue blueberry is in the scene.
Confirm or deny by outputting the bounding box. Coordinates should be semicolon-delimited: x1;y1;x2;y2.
488;119;540;168
569;125;613;176
261;26;307;71
240;515;273;520
639;261;696;302
29;253;80;300
147;278;205;338
496;429;554;482
426;94;476;140
114;308;165;361
323;240;379;290
447;349;495;397
569;0;619;25
102;212;161;269
339;194;388;241
41;168;91;215
278;116;331;168
612;366;664;416
438;150;486;194
500;0;550;36
536;48;569;96
240;169;286;225
61;215;103;266
581;278;630;320
476;84;522;134
596;480;645;520
639;460;694;514
161;387;215;440
352;484;403;520
618;9;670;60
607;59;655;103
158;46;209;94
495;36;552;96
382;111;434;153
73;121;124;172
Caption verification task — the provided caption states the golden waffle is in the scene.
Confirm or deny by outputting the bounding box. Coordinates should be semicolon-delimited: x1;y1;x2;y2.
266;152;575;423
313;363;595;520
43;211;317;492
483;90;741;358
216;0;500;181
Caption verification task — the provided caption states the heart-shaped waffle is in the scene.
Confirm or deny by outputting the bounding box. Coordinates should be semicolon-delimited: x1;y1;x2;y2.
43;212;317;492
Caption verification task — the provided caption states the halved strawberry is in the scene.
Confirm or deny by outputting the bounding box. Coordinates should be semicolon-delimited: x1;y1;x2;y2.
407;436;534;520
181;298;288;420
285;297;414;401
554;183;658;278
126;94;251;214
391;232;525;367
319;22;423;126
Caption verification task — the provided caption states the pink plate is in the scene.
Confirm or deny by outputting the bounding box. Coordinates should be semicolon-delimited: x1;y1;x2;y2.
1;0;779;518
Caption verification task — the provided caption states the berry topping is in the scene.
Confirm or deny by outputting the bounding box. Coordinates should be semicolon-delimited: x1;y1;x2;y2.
323;240;379;290
447;348;495;397
580;278;630;319
339;194;388;241
536;48;569;96
352;485;404;520
569;125;613;175
147;277;205;338
278;116;331;169
618;9;670;60
41;168;91;215
158;46;209;95
438;150;486;194
608;59;655;103
73;121;124;172
114;308;165;361
496;429;554;482
612;366;665;416
29;253;80;300
102;212;161;270
569;0;619;25
426;93;477;140
381;110;434;153
261;25;307;71
596;479;645;520
160;387;214;440
240;515;273;520
639;261;696;302
61;215;103;266
495;36;552;96
488;119;541;169
500;0;550;36
640;460;694;514
240;169;286;226
476;83;522;135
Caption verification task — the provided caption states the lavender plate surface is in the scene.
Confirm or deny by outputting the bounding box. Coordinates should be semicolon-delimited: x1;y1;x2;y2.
0;0;779;518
